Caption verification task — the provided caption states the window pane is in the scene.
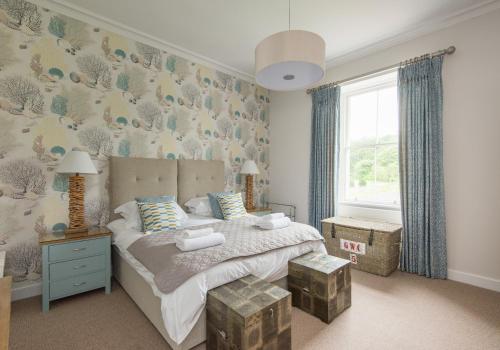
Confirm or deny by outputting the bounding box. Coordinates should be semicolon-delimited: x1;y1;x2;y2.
377;86;398;143
375;144;400;205
340;73;400;209
346;147;376;202
348;91;377;145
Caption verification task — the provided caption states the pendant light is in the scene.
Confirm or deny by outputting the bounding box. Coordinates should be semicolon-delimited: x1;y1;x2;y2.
255;0;325;91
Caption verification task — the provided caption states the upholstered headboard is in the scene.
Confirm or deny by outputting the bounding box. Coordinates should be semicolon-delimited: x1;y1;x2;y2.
109;157;225;219
109;157;178;220
177;159;225;208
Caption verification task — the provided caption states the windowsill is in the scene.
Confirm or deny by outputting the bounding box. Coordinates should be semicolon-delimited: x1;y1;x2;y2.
339;201;400;211
337;202;401;224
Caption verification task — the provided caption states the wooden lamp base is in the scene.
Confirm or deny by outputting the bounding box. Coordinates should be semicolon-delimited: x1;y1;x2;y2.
66;174;87;234
245;174;255;210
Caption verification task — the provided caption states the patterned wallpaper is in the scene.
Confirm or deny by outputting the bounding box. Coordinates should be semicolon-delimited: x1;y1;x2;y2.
0;0;270;284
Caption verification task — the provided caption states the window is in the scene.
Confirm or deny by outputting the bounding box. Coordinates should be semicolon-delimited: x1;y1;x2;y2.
339;71;400;211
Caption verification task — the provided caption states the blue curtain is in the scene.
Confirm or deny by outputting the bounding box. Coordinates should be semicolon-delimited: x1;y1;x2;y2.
398;56;447;278
309;86;340;230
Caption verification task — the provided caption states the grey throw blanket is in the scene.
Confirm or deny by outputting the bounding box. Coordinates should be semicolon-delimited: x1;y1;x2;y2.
127;216;323;294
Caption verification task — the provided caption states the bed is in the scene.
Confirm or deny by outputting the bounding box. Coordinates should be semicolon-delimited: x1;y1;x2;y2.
108;157;326;350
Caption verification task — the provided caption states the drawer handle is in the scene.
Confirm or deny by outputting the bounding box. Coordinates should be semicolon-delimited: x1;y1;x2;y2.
73;282;87;287
269;308;274;318
73;265;87;270
302;287;310;293
217;329;227;341
73;247;87;252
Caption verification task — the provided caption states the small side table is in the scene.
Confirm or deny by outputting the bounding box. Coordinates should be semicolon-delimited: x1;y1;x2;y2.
207;275;291;349
246;207;273;217
39;227;112;312
288;252;351;323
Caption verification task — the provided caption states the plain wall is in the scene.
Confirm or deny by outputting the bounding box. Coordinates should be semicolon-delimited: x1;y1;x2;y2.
269;9;500;287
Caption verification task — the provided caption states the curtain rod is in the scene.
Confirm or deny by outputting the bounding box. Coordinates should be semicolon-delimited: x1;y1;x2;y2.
306;46;456;94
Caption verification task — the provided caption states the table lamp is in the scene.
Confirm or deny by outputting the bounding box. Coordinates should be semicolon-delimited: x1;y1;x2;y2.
240;160;259;210
56;150;97;233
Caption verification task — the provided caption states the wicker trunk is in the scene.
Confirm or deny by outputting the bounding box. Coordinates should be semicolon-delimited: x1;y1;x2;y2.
322;217;402;276
206;274;292;350
288;252;351;324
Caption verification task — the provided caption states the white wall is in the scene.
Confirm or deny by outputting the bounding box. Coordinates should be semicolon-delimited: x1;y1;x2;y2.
269;9;500;290
269;90;312;223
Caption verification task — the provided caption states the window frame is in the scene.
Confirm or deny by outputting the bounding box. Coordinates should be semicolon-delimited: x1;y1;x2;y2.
338;71;401;213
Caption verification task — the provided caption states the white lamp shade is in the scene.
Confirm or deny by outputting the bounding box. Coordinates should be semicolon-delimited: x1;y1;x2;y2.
241;160;259;175
56;150;98;174
255;30;325;91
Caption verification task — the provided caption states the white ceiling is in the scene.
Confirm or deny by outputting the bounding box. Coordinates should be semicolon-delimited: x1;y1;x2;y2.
47;0;496;78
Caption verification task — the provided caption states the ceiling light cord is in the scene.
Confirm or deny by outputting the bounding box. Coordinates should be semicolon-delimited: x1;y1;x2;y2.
288;0;291;31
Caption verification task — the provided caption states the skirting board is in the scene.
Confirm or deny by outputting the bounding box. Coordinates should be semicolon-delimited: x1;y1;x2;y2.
9;269;500;301
447;269;500;293
11;281;42;302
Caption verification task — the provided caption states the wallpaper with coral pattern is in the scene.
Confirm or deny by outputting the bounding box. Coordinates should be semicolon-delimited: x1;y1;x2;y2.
0;0;270;285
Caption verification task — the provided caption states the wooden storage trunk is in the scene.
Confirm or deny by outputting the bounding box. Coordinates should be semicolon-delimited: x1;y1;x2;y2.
206;274;291;350
322;217;402;276
288;252;351;323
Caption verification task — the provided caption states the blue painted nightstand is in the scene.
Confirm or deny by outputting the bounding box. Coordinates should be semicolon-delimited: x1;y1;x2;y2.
39;228;112;312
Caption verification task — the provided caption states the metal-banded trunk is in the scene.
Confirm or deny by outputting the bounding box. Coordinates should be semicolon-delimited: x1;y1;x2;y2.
206;274;291;350
288;252;351;324
322;217;402;276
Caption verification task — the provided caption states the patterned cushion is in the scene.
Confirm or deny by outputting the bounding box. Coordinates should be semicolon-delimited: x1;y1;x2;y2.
137;201;179;233
217;193;247;220
135;195;188;222
207;191;232;219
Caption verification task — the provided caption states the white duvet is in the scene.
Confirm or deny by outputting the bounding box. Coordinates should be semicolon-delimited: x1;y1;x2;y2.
108;215;326;345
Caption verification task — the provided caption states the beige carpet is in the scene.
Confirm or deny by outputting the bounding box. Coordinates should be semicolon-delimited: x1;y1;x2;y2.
10;270;500;350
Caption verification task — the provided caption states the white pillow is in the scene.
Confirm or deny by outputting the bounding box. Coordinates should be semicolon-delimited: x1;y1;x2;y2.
114;200;188;231
114;201;141;230
107;218;126;233
172;202;189;222
184;196;213;216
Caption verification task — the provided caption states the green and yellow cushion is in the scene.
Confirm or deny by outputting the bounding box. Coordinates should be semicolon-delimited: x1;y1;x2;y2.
217;193;247;220
137;201;178;233
207;191;232;219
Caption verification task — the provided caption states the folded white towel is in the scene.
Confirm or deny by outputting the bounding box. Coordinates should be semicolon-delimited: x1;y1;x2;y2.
258;217;291;230
258;213;285;222
182;227;214;239
176;232;225;251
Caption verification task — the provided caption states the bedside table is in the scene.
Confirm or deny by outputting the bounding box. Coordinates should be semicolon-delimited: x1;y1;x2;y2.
39;227;112;312
0;276;11;350
246;207;273;216
0;250;11;350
